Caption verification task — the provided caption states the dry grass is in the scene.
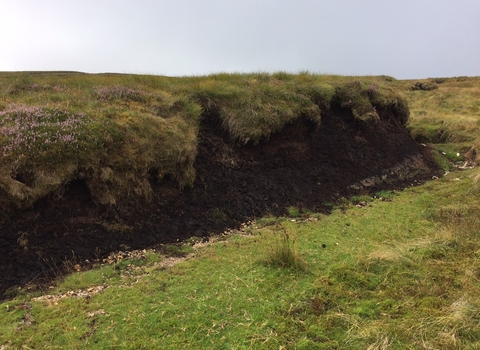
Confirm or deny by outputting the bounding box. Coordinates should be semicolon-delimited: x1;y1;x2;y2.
358;203;480;349
473;171;480;194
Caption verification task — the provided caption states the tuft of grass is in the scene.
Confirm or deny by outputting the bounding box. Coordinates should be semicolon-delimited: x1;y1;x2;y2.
264;228;307;271
287;206;302;217
185;73;324;144
159;243;194;257
465;138;480;165
334;81;381;124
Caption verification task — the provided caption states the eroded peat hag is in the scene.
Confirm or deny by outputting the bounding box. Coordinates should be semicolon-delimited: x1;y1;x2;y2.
0;104;439;298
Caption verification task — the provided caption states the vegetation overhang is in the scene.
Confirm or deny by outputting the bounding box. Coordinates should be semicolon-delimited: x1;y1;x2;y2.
0;72;410;220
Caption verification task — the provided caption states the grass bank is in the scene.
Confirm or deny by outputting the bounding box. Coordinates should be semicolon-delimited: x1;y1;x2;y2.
1;72;408;219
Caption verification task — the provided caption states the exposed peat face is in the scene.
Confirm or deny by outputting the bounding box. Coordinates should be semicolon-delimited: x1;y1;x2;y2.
0;106;439;298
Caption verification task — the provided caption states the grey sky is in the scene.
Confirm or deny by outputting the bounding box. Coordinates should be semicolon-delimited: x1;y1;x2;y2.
1;0;479;79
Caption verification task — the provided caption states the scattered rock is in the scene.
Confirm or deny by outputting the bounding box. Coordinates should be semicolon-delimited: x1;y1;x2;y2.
87;309;107;318
456;161;476;170
32;285;108;304
16;313;34;331
102;249;152;264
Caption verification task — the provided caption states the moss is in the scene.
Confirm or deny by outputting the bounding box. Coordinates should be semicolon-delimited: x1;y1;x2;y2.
329;262;380;290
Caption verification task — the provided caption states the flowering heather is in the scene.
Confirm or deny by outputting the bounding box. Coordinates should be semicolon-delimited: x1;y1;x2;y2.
29;84;66;92
94;85;148;102
8;82;67;95
0;104;89;159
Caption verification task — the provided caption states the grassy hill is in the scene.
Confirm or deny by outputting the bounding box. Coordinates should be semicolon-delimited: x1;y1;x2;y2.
0;73;479;349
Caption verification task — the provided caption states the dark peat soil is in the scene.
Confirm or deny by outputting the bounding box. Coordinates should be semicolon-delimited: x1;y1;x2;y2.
0;107;440;298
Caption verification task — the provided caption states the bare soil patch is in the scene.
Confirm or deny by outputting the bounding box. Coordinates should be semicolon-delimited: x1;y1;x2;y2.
0;106;439;298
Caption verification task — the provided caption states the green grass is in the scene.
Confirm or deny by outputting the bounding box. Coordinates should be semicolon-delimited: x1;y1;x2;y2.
1;168;480;349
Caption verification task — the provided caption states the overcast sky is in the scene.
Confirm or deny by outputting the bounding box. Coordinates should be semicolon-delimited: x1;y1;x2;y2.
1;0;479;79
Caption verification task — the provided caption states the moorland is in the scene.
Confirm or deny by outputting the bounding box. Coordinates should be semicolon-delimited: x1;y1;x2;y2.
0;72;479;349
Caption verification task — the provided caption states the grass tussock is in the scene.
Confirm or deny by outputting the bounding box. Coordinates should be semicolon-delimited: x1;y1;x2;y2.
264;228;307;271
465;138;480;165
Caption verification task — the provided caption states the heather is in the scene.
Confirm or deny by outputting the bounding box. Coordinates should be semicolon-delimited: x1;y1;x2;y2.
93;85;149;102
1;104;92;160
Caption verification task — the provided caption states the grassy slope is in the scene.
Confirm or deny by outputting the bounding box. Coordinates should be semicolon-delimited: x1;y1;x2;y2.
400;77;480;167
1;74;480;349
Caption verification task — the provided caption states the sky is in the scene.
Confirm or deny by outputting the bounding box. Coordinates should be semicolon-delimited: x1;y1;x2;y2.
1;0;479;79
